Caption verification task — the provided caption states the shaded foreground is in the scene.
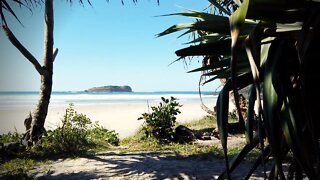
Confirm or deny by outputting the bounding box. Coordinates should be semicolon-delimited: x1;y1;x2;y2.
31;151;272;179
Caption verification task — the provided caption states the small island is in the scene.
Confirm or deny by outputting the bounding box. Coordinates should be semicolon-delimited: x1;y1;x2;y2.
84;85;132;93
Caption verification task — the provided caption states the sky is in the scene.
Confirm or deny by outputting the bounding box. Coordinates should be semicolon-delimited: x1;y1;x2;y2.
0;0;221;92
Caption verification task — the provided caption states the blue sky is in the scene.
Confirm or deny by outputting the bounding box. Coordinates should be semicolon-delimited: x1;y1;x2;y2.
0;0;221;92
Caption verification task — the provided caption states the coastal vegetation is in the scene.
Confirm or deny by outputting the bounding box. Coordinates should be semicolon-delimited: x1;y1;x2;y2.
1;104;119;178
158;0;320;179
138;96;182;143
1;103;251;178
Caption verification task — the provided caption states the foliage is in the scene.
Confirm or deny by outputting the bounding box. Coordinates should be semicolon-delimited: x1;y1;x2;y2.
123;115;259;159
0;0;160;27
0;130;23;144
34;104;119;154
138;97;182;143
87;122;119;146
159;0;320;179
123;115;218;156
37;104;93;153
0;158;35;179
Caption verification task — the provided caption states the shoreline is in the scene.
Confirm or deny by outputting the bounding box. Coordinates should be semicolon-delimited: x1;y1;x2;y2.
0;101;215;139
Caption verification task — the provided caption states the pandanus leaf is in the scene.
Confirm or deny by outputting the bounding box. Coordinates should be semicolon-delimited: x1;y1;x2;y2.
201;75;227;85
282;92;318;178
208;0;232;16
161;10;230;22
246;1;307;24
244;146;271;180
229;0;250;130
218;133;260;179
217;73;254;179
216;80;231;179
203;68;229;76
156;22;198;37
156;19;230;38
263;39;286;179
244;25;263;144
1;0;24;26
176;39;231;57
245;84;256;144
184;33;225;45
188;58;230;73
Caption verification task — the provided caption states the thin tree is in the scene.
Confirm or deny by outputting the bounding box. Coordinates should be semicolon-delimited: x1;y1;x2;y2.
1;0;158;145
1;0;57;145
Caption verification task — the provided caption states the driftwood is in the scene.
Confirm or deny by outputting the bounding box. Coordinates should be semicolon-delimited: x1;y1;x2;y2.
174;125;211;143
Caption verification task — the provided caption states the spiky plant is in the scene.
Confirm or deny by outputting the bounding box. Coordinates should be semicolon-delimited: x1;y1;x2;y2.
158;0;320;179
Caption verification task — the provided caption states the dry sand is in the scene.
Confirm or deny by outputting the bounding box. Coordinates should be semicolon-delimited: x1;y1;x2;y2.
0;102;211;139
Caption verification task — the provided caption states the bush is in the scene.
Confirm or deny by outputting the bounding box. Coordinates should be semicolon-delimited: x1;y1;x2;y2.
138;97;182;143
0;130;23;144
87;122;119;146
37;104;119;153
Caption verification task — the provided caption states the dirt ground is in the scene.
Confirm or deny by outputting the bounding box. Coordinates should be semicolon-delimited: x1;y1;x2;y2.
31;151;273;180
30;136;273;180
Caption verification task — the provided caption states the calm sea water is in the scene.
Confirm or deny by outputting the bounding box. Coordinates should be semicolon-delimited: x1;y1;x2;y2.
0;91;218;109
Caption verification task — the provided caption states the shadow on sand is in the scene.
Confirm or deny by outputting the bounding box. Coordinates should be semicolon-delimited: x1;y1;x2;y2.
33;151;272;180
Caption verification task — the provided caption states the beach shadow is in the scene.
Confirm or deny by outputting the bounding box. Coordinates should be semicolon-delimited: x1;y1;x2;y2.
34;151;273;180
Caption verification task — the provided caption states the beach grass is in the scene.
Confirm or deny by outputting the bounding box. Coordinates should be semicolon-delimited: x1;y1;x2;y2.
120;115;217;154
119;115;257;159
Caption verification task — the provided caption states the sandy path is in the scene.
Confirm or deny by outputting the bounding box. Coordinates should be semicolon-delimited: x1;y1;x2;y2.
31;151;271;180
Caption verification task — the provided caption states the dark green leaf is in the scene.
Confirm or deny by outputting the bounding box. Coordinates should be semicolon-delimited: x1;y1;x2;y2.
219;133;260;179
187;58;230;73
160;10;229;22
175;39;231;57
208;0;231;16
216;80;231;179
245;84;256;144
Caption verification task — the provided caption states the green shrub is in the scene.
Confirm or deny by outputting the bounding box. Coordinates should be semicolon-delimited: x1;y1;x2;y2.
87;122;119;146
138;97;182;143
0;158;35;179
0;130;23;144
37;104;119;154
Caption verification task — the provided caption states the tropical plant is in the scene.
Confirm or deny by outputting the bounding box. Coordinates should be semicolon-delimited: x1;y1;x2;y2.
159;0;320;179
138;97;182;143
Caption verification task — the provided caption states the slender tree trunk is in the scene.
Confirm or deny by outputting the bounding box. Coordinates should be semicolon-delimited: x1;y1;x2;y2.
2;0;57;145
28;0;54;144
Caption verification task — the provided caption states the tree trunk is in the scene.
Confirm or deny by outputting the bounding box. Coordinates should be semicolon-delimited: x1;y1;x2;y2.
26;0;54;145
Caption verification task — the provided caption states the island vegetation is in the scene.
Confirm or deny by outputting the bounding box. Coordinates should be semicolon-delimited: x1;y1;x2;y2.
84;85;132;93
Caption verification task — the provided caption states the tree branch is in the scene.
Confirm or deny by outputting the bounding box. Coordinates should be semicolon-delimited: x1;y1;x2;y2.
53;48;58;62
2;25;43;75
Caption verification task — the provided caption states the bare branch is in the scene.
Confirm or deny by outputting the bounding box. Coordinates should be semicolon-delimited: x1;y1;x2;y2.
2;25;43;75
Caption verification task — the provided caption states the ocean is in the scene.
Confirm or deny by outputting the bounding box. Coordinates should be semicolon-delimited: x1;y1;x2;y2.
0;91;219;135
0;91;218;109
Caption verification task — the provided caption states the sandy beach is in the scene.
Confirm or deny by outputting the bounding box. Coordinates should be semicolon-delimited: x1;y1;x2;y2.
0;102;212;139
